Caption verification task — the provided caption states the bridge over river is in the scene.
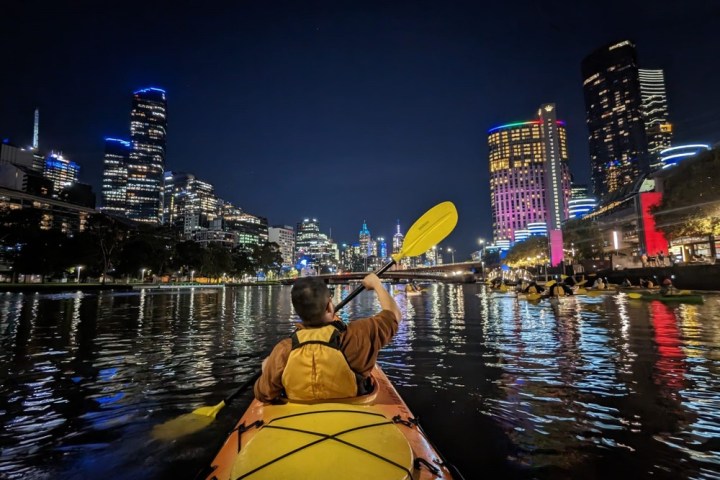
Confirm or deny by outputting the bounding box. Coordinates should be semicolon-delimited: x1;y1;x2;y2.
281;261;484;284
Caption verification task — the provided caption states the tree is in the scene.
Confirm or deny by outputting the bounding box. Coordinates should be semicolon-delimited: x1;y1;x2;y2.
505;236;549;269
170;240;205;275
201;243;233;278
562;218;604;261
253;242;283;275
652;147;720;241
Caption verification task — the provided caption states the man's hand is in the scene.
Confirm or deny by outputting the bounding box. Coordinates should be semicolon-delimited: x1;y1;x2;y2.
362;273;382;291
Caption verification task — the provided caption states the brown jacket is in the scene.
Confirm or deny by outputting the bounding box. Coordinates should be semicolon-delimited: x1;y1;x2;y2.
253;310;398;402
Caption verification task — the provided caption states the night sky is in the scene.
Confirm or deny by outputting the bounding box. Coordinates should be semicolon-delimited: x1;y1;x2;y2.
2;1;718;257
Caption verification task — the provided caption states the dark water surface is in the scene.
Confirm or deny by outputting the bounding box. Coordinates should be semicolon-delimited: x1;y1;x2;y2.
1;285;719;479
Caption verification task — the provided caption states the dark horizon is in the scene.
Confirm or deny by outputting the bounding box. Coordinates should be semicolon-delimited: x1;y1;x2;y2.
1;1;718;257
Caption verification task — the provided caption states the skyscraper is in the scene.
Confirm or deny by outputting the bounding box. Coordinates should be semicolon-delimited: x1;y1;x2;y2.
268;225;295;267
163;171;219;235
359;221;372;257
126;87;167;224
392;220;404;255
101;138;131;216
567;185;597;219
43;152;79;197
638;69;672;170
32;108;39;151
582;40;648;199
487;113;571;243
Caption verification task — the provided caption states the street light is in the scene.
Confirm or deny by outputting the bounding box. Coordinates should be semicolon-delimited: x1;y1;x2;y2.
447;248;455;264
76;265;82;283
191;270;195;282
140;268;146;283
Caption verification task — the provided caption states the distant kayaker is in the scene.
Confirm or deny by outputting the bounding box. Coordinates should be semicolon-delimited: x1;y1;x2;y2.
522;282;545;294
253;274;402;403
549;282;573;296
660;277;675;296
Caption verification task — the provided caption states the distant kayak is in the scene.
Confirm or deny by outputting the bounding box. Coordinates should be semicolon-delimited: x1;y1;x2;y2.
629;293;704;304
201;365;462;479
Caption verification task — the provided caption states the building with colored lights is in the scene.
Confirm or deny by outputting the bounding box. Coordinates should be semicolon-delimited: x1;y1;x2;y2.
582;40;649;199
268;225;295;267
659;144;710;169
222;204;268;250
126;87;167;224
392;220;403;255
101;138;131;216
487;108;571;244
568;184;597;219
639;69;673;170
43;152;79;196
527;222;547;237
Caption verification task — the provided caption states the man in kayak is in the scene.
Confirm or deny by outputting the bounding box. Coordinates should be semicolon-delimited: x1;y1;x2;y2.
254;274;402;403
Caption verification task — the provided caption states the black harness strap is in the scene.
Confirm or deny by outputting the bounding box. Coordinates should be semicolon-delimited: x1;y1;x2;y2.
414;457;440;476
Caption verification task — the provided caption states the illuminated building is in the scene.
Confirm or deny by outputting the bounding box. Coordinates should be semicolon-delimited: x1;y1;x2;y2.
527;222;547;237
514;229;530;242
359;221;372;257
487;109;571;244
639;69;673;170
582;40;649;199
101;138;131;216
163;171;219;236
392;220;403;254
126;87;167;224
659;144;710;169
269;225;295;267
568;185;597;219
295;218;336;271
32;108;39;151
377;237;387;259
222;204;268;250
43;152;79;197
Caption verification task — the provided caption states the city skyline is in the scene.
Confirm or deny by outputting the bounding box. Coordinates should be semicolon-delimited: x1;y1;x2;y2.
1;1;718;255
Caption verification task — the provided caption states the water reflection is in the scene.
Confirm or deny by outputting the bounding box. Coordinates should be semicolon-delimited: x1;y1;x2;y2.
0;286;718;478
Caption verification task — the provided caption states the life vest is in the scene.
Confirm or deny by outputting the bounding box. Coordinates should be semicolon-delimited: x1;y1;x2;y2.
281;322;358;401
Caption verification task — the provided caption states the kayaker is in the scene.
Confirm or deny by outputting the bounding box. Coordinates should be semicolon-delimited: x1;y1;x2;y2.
660;277;675;296
549;282;573;296
253;274;402;403
522;281;545;294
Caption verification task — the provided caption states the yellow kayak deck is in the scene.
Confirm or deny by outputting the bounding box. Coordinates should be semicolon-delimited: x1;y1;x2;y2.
202;366;457;480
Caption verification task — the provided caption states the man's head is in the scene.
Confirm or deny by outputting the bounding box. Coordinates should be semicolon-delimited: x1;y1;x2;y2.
291;277;333;325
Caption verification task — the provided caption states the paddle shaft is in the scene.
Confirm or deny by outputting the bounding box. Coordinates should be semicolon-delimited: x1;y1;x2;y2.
333;259;396;312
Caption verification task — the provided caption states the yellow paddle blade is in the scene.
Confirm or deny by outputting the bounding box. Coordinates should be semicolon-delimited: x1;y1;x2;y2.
578;279;588;286
545;280;556;287
392;201;458;262
151;411;216;440
576;288;587;295
192;400;226;418
526;293;541;301
627;293;642;299
151;400;226;441
561;274;568;279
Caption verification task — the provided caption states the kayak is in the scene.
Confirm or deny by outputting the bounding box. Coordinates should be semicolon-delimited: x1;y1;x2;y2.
630;293;704;304
201;365;461;480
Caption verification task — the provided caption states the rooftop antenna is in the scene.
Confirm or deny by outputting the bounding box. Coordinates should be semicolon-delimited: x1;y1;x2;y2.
32;108;39;150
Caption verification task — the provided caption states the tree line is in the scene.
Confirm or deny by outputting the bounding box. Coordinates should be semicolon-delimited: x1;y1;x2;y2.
0;209;283;283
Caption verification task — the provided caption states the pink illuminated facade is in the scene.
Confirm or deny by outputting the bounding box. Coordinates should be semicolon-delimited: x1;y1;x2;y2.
488;114;571;243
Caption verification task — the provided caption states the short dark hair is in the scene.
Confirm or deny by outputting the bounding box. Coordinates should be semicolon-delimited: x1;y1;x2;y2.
291;277;331;325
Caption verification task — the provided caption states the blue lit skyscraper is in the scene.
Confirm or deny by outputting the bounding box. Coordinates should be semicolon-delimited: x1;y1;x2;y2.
43;152;79;197
101;138;131;216
126;87;167;224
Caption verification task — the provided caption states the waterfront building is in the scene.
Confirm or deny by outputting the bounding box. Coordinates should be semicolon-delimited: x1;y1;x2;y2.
527;222;547;237
392;220;404;254
359;221;372;257
101;138;131;216
164;171;219;236
378;237;388;260
659;144;710;169
295;218;336;272
43;152;79;197
514;229;530;242
639;69;673;170
568;184;597;219
268;225;295;267
222;204;268;250
126;87;167;224
582;40;648;199
487;108;571;244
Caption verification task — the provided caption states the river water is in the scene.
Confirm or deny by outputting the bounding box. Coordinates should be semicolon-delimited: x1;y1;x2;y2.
1;284;719;479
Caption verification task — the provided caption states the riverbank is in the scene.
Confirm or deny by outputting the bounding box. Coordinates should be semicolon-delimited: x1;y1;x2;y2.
597;263;720;290
0;282;134;293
